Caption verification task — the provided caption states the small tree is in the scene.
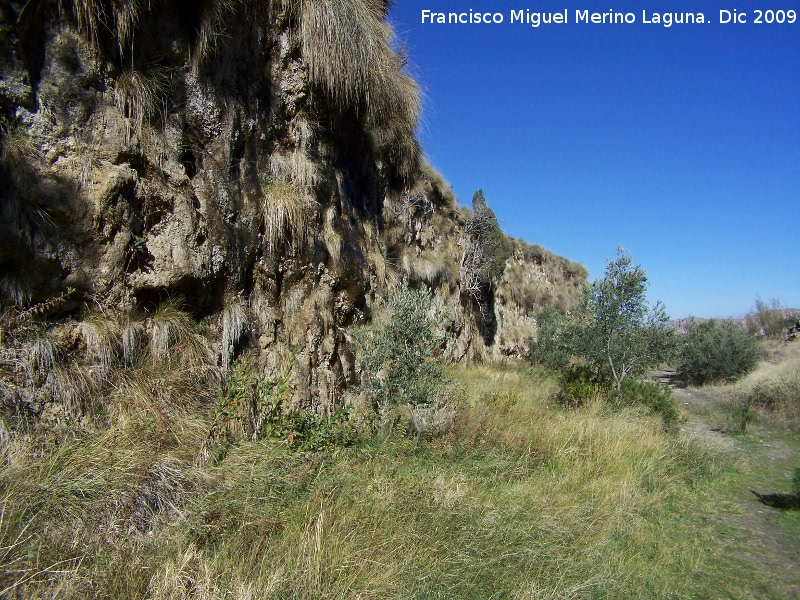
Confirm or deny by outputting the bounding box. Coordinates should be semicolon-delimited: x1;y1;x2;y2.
677;319;760;385
353;280;447;435
579;247;675;390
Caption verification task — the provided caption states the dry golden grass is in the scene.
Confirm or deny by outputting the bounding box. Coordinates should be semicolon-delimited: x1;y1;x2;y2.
296;0;421;179
114;67;171;142
731;340;800;429
221;297;248;372
0;357;750;598
260;179;317;254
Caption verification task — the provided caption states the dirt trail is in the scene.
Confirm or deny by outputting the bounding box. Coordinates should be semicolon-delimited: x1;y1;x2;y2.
654;370;800;598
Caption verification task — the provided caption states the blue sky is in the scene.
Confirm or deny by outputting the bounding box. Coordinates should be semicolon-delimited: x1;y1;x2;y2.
388;0;800;318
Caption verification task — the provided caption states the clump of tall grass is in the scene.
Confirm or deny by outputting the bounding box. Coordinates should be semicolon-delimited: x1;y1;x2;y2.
297;0;421;179
113;66;171;143
732;341;800;430
268;149;319;188
148;300;212;370
221;297;248;372
259;179;318;254
194;0;239;63
0;122;51;251
0;266;32;309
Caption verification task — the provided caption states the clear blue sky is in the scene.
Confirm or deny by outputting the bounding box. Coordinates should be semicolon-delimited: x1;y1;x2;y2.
388;0;800;318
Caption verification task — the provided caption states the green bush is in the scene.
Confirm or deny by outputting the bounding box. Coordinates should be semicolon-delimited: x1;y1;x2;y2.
353;280;449;434
557;366;611;409
612;378;680;432
533;248;675;390
528;304;573;370
677;320;760;385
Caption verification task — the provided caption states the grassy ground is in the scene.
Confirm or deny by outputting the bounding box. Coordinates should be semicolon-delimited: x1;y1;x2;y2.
663;338;800;598
1;358;798;598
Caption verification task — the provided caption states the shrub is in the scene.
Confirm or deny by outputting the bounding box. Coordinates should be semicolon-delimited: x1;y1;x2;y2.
745;296;798;338
528;304;573;371
460;190;512;300
352;280;449;435
677;320;760;385
612;378;680;432
557;366;610;409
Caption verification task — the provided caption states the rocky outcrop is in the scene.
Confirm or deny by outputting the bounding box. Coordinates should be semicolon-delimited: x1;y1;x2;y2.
0;1;587;416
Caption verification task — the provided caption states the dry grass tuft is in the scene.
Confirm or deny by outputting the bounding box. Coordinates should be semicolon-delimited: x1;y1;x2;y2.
58;0;146;55
121;316;146;367
149;301;196;358
1;124;51;248
80;311;121;379
194;0;239;63
260;179;317;254
268;149;319;188
0;267;32;309
297;0;421;179
221;298;248;372
114;67;171;143
402;250;452;287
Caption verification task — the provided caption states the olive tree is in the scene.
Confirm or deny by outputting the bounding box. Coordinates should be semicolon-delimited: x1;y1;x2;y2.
677;319;760;385
578;247;675;390
352;280;448;435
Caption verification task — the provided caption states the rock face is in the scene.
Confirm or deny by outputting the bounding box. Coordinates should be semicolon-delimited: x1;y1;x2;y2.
0;1;586;414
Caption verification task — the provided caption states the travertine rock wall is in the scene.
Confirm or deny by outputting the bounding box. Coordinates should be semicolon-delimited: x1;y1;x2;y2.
0;1;586;414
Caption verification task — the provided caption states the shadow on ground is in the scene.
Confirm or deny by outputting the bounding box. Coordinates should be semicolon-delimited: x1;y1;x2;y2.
751;491;800;510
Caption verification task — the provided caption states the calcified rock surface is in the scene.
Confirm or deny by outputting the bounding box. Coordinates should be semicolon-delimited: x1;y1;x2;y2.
0;1;585;413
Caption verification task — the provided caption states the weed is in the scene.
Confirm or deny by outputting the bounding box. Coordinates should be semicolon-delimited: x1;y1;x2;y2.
728;399;757;433
199;354;296;463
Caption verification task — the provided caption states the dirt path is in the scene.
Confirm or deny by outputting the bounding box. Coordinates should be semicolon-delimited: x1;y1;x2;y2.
654;370;800;598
